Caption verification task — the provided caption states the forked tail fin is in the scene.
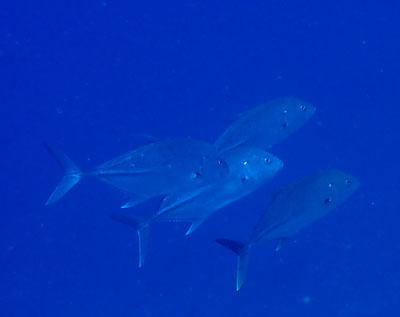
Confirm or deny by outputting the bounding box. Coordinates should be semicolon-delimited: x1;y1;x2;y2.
109;212;150;268
216;238;249;291
44;143;82;205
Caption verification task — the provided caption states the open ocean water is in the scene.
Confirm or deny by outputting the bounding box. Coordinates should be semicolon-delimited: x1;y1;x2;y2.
1;1;399;316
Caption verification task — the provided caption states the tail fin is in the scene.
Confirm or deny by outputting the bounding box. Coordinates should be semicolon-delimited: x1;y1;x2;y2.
216;238;249;291
109;212;150;268
44;143;82;205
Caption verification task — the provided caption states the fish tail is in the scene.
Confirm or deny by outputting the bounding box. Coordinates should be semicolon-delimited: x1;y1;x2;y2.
216;238;249;291
109;212;150;268
44;143;83;205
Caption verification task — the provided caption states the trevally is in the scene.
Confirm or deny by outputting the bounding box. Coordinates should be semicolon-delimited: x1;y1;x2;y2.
45;139;229;207
217;169;359;290
110;146;283;267
215;97;315;153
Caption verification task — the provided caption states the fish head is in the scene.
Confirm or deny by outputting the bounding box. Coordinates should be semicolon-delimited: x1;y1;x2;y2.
223;147;283;184
214;157;230;178
278;97;316;130
245;150;284;181
315;169;360;207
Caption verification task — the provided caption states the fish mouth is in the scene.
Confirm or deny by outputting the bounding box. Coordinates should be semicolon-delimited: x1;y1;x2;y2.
267;153;284;170
277;159;284;169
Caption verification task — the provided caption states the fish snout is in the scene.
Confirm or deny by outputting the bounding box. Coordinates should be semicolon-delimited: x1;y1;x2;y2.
264;152;284;171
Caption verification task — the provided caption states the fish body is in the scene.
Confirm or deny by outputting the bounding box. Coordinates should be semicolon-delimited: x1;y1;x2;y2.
215;97;315;153
248;169;359;246
217;169;359;290
156;146;284;232
110;146;283;266
93;139;229;199
45;139;229;206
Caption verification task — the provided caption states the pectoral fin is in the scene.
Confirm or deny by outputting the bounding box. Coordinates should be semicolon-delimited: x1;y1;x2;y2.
185;220;204;235
275;238;289;252
121;195;148;209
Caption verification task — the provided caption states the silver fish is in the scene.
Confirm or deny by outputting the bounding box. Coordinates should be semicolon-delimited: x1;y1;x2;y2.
45;139;229;207
156;147;284;233
110;147;283;267
216;169;359;290
215;97;315;153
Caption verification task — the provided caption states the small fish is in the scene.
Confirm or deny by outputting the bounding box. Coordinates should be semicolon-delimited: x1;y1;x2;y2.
110;147;283;267
216;169;359;290
45;139;229;207
215;97;315;153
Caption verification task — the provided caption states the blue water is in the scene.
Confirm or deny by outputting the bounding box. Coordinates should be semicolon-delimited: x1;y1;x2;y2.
1;1;399;316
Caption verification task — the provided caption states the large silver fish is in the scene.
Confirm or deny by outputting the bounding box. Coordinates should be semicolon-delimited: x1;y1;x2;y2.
110;147;283;267
215;97;316;153
156;147;284;233
216;169;359;290
45;139;229;207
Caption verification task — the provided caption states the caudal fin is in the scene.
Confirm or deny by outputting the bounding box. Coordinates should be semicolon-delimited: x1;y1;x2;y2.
216;238;249;291
109;212;150;268
44;143;82;205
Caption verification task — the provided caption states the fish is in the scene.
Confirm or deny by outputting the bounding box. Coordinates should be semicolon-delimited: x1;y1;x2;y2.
216;169;359;290
156;147;284;232
109;146;283;267
215;97;316;153
45;139;229;207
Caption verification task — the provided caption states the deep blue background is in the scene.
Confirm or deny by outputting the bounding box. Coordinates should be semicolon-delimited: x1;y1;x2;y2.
1;1;399;316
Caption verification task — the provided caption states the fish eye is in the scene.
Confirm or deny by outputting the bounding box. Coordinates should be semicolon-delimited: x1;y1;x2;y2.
243;160;248;166
345;179;351;185
218;160;224;165
264;157;271;164
324;197;332;204
282;121;288;128
283;108;288;114
241;176;248;183
192;171;201;179
299;104;306;111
